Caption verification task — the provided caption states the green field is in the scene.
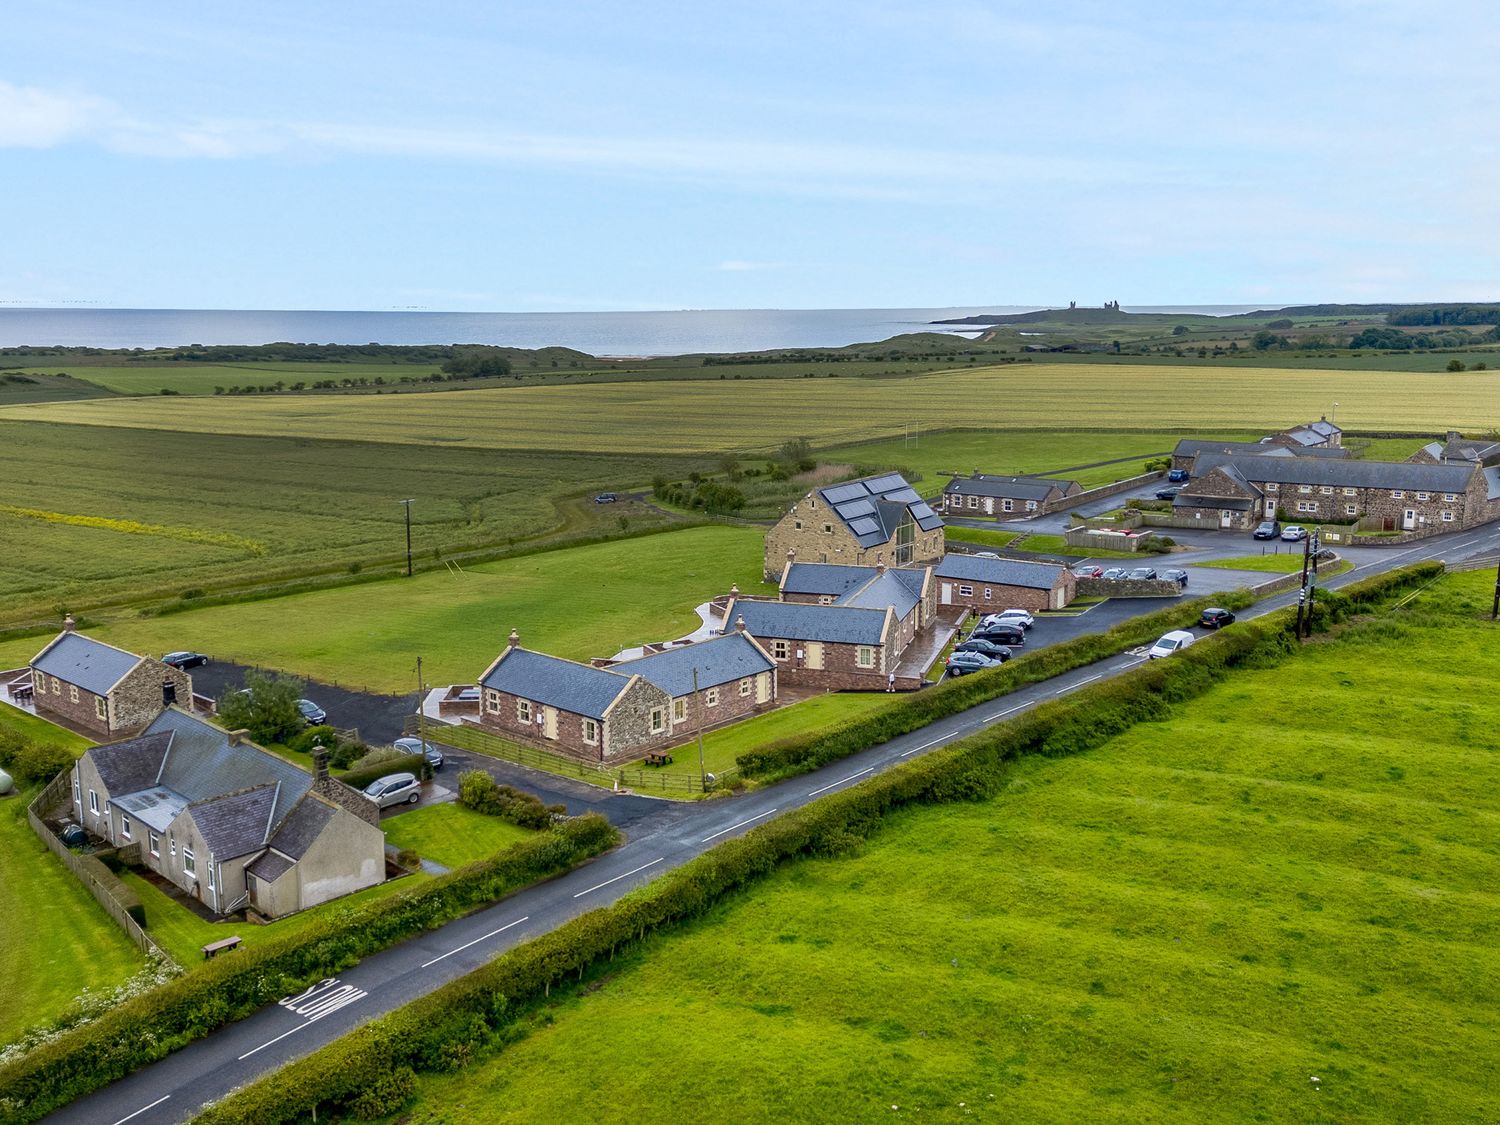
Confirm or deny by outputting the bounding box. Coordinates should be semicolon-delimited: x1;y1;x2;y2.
12;362;444;397
2;363;1484;453
403;572;1500;1123
381;803;536;869
0;526;774;694
1196;554;1354;575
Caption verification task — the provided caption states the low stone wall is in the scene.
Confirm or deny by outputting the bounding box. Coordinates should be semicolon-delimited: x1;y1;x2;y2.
1042;470;1163;515
1139;510;1243;531
1077;577;1182;598
1065;527;1155;553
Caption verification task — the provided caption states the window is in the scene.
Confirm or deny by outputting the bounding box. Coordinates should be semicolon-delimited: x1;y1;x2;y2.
818;595;833;605
1416;492;1429;501
772;640;789;660
183;847;196;876
1391;490;1404;499
73;776;81;805
1002;499;1014;512
1443;492;1458;502
1346;504;1358;516
1265;482;1278;492
793;520;802;530
822;523;833;534
1319;486;1333;495
650;708;665;734
149;832;160;857
1025;500;1038;511
856;646;876;669
1442;510;1455;522
1298;485;1312;494
673;698;686;723
207;864;215;892
94;697;107;721
1297;502;1317;513
516;699;531;723
120;814;131;839
582;718;598;744
88;789;98;814
967;495;979;509
739;677;752;697
958;584;974;596
51;676;61;695
484;688;501;714
68;683;78;703
706;687;719;706
1344;488;1357;496
983;587;993;601
170;834;176;858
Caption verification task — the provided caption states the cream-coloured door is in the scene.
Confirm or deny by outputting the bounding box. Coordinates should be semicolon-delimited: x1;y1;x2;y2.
756;672;772;703
542;706;558;740
805;642;824;670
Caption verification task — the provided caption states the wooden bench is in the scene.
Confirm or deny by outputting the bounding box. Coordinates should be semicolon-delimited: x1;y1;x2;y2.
642;751;673;767
202;935;243;960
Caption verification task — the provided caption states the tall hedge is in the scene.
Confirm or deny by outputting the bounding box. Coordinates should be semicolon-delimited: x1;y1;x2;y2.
0;815;619;1123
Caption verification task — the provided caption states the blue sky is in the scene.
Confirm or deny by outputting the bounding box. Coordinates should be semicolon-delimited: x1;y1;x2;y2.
3;1;1495;311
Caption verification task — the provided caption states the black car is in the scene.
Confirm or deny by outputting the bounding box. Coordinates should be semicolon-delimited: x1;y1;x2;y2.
955;638;1012;661
1160;568;1189;587
1200;607;1236;629
971;623;1025;647
162;651;209;670
1154;486;1183;501
1128;566;1158;580
1253;520;1280;540
945;651;1002;677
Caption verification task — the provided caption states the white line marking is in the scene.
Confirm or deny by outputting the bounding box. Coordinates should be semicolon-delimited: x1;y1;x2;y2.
809;767;873;796
573;858;664;897
111;1096;171;1125
1054;673;1102;694
984;704;1024;720
701;808;778;843
238;1019;314;1061
420;916;530;968
899;735;947;757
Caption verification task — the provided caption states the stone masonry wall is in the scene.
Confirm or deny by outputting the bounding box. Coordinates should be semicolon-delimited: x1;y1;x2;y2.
31;667;112;736
111;661;193;734
766;639;890;691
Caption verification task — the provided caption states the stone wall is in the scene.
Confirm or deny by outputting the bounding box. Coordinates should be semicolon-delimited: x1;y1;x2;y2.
1076;577;1183;599
764;493;943;578
112;661;193;734
936;575;1074;612
31;667;112;736
768;639;891;691
1041;471;1164;514
1064;527;1156;552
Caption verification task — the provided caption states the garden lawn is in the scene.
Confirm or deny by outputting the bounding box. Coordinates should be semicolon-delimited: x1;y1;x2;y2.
404;571;1500;1124
381;804;536;869
1197;555;1354;576
0;526;775;694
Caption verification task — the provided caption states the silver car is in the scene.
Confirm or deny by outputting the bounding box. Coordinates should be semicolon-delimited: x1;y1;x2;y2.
363;772;420;809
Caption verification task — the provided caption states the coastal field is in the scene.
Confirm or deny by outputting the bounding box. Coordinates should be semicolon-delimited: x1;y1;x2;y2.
2;363;1490;453
402;572;1500;1123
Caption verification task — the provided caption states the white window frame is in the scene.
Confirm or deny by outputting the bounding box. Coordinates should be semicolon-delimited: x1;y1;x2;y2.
1265;482;1278;492
822;523;833;534
68;683;79;704
1297;501;1316;513
1416;491;1430;501
150;832;160;857
1443;492;1458;502
1319;486;1333;495
183;847;196;876
51;676;61;695
706;687;719;707
673;698;686;723
856;645;876;669
772;640;789;660
1345;504;1357;516
958;584;974;596
73;775;81;806
1298;485;1312;494
793;520;802;530
1025;500;1038;511
170;834;176;858
120;814;131;840
1344;487;1357;496
94;696;108;721
1391;490;1404;499
88;789;98;814
650;707;665;734
739;677;751;697
983;587;993;600
516;698;531;723
1442;510;1455;522
1002;499;1014;512
967;495;980;509
484;688;501;714
582;718;598;744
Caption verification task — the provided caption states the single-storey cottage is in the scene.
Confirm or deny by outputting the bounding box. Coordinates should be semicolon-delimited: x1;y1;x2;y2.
1263;417;1342;450
763;473;944;579
1408;431;1500;467
30;624;193;738
71;708;385;919
718;597;901;690
934;554;1076;612
1170;438;1348;473
778;560;934;627
939;473;1082;518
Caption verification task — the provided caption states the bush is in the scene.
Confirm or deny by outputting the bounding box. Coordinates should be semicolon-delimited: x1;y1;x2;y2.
457;770;555;830
339;752;431;790
8;740;73;787
216;671;306;745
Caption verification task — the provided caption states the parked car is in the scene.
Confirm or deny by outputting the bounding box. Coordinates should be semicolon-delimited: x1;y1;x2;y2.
1253;520;1281;540
1160;568;1189;587
1101;567;1131;580
955;638;1012;661
1154;486;1183;500
1167;468;1190;483
1281;524;1308;542
1148;629;1196;659
973;550;1001;559
945;650;1003;676
363;772;421;809
1072;564;1104;579
1199;607;1237;629
1128;566;1158;580
593;492;618;504
983;608;1034;630
393;736;445;770
162;651;209;670
296;698;327;725
971;622;1025;646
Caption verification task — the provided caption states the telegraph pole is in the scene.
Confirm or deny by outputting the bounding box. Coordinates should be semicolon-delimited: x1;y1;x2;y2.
399;499;415;576
1491;553;1500;620
1295;530;1312;640
1305;530;1320;639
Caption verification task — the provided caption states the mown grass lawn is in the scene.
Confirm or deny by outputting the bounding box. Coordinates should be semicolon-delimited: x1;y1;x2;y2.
381;803;536;869
404;572;1500;1123
0;526;775;694
1197;554;1354;576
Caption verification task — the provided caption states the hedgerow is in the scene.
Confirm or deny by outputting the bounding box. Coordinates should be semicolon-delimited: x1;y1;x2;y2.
0;815;619;1123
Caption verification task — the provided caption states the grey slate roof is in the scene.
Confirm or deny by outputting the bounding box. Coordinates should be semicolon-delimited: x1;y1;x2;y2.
1174;494;1256;511
266;794;337;860
816;473;943;547
145;709;311;831
1486;467;1500;501
1194;453;1476;493
1442;437;1500;464
890;568;927;597
32;633;143;696
934;554;1066;590
479;648;632;720
943;474;1075;501
725;599;889;645
614;633;773;697
89;731;172;795
188;785;279;860
781;562;877;597
246;850;295;882
1174;438;1347;461
836;569;920;618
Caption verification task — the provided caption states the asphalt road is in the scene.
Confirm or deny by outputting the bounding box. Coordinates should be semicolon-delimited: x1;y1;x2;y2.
48;520;1500;1125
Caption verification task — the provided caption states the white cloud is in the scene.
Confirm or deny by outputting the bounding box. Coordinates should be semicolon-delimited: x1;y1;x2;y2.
0;80;113;147
714;260;780;272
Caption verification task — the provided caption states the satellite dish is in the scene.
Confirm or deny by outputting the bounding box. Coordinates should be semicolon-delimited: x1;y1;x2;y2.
0;767;13;796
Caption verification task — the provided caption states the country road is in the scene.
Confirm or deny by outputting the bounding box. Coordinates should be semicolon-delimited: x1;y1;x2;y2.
48;522;1500;1125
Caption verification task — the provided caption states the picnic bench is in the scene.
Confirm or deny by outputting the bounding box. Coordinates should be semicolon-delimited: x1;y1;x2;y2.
642;750;674;767
202;935;242;960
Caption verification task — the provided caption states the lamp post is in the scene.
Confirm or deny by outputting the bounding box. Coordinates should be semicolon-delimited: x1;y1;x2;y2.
399;499;415;577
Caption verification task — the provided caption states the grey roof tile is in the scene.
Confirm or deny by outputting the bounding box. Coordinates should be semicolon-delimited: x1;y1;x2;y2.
1194;453;1476;492
32;633;143;696
943;475;1074;501
246;850;295;882
934;555;1066;590
781;562;878;596
188;785;279;860
266;794;338;860
725;599;888;645
836;569;919;618
479;648;631;720
144;709;312;829
90;731;172;794
614;634;774;697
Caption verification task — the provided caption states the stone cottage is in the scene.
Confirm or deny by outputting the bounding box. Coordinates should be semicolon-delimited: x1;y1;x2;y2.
939;473;1082;518
30;625;193;738
933;554;1076;612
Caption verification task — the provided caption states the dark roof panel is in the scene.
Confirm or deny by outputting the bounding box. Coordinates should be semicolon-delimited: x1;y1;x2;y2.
479;649;632;720
1195;453;1476;492
189;786;279;859
726;600;889;645
32;633;143;696
934;554;1067;590
267;794;338;860
614;633;774;697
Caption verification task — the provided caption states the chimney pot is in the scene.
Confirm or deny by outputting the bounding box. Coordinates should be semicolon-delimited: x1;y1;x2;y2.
786;548;795;561
311;744;329;781
735;614;747;633
730;582;740;596
228;729;250;747
62;614;76;633
507;628;520;649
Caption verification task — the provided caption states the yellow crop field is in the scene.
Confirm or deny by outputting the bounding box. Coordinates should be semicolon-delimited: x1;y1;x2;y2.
3;363;1493;453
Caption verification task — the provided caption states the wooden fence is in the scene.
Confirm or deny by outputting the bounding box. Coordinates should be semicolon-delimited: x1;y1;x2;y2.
406;717;738;795
26;774;172;962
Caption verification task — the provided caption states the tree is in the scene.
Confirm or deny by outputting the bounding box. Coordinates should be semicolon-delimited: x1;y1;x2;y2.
216;671;307;745
1171;325;1189;336
442;347;513;379
1251;330;1287;351
1447;359;1467;372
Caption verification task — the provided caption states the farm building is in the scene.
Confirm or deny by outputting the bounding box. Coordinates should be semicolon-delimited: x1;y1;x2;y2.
27;623;193;738
777;560;934;625
933;555;1076;612
938;473;1082;518
763;472;944;579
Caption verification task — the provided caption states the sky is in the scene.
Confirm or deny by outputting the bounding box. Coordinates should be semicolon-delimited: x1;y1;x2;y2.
3;0;1497;311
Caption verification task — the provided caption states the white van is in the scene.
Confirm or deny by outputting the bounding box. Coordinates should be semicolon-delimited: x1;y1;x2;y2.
1148;630;1195;660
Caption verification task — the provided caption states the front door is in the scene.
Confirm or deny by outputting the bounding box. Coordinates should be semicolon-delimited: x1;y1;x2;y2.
940;582;952;605
1220;509;1232;528
756;673;772;703
805;642;824;670
1403;508;1416;530
542;706;558;740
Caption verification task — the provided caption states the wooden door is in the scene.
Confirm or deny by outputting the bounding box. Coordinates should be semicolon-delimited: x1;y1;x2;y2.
805;642;824;670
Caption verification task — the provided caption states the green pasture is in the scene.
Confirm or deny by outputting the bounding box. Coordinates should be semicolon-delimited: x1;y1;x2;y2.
0;526;774;694
381;804;536;869
405;572;1500;1123
14;362;442;397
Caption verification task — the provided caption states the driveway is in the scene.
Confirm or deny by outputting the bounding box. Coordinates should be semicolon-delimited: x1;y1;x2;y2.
186;660;418;747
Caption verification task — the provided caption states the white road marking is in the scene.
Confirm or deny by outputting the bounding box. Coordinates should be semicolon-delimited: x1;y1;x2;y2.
899;734;948;757
573;858;664;898
420;916;530;968
111;1096;170;1125
809;767;873;796
983;704;1025;720
701;808;778;843
238;1019;315;1061
1055;673;1102;694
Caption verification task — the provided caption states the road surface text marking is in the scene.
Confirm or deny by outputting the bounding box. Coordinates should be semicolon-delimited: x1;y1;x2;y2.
239;978;370;1060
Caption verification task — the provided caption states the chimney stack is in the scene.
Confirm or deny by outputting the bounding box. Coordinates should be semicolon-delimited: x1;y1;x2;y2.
730;582;740;596
62;614;76;633
508;628;520;650
311;744;329;782
786;548;796;562
228;729;250;747
877;561;886;575
735;614;747;633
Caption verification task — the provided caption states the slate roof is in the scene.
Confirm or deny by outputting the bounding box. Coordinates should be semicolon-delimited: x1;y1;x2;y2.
933;555;1066;590
780;562;877;597
1442;437;1500;465
614;633;774;697
1194;453;1477;492
114;786;188;833
724;599;889;645
836;569;920;618
1486;466;1500;501
188;785;279;860
1173;438;1348;461
890;568;927;597
479;648;633;720
89;731;172;795
815;473;943;547
1174;494;1256;511
145;709;311;830
943;474;1075;501
266;794;338;860
31;633;143;696
245;851;295;882
1416;441;1444;461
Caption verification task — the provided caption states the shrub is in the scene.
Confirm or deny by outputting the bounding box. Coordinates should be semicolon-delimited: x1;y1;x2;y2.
339;752;432;790
8;741;73;787
457;769;554;830
216;671;306;745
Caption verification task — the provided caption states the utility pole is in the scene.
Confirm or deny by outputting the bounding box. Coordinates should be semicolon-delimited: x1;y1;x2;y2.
1295;530;1312;640
399;499;415;577
1305;530;1320;639
693;667;706;791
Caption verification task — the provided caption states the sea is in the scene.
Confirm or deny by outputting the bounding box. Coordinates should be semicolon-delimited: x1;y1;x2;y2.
0;305;1273;357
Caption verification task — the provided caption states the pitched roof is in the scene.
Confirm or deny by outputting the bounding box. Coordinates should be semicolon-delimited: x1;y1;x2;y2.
1441;436;1500;464
835;568;920;618
479;648;633;720
781;561;878;598
245;850;295;882
265;793;338;860
614;633;774;697
188;785;280;860
813;473;943;547
31;632;144;696
724;599;889;645
1194;452;1476;492
144;709;311;830
943;474;1075;500
1173;438;1348;461
89;730;172;795
933;554;1067;590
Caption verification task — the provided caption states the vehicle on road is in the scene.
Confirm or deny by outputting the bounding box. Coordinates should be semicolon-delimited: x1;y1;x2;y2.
393;736;445;770
982;608;1034;630
1253;519;1281;540
297;698;327;725
971;622;1025;646
363;772;420;809
1128;566;1158;580
1072;564;1104;579
1101;567;1130;580
1148;629;1196;659
593;492;618;504
1281;525;1308;542
1160;568;1189;587
162;651;209;670
1199;607;1237;629
945;650;1004;676
954;638;1012;661
1154;486;1183;500
1167;468;1190;483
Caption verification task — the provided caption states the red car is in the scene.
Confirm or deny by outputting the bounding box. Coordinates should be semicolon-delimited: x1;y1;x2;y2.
1071;565;1104;579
